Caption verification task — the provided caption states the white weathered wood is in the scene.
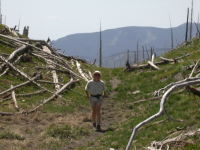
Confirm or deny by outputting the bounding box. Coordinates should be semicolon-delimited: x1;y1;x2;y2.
148;61;160;70
126;77;200;150
32;53;84;80
189;60;200;78
0;34;72;69
88;71;93;80
0;55;23;78
11;85;19;110
42;45;60;90
126;54;190;72
0;74;41;96
0;56;56;95
76;60;89;82
26;78;79;114
8;45;29;63
151;53;155;63
0;45;29;71
159;56;174;62
147;129;200;150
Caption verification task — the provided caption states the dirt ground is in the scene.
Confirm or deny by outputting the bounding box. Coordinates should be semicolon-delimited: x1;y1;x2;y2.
0;78;129;150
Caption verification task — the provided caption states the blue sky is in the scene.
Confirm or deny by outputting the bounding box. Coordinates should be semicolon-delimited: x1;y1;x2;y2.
3;0;200;40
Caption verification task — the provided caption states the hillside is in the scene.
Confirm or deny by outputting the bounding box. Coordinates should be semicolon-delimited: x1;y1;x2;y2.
53;23;198;67
0;24;200;150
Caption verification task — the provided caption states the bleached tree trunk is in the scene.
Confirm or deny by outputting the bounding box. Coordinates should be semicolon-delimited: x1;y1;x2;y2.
26;78;79;114
0;56;55;95
32;53;84;80
11;85;19;110
76;60;89;82
42;45;60;90
148;53;160;70
0;34;72;69
0;45;29;71
0;74;41;96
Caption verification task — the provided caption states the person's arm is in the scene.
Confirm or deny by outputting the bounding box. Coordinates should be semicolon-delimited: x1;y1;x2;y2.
102;81;106;97
85;81;90;99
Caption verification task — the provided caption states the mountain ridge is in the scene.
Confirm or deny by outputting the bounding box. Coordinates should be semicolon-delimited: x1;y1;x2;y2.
53;23;198;67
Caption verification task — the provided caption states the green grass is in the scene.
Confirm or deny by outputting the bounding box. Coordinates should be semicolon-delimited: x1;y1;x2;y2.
1;28;200;149
46;124;90;140
0;131;25;140
78;39;200;150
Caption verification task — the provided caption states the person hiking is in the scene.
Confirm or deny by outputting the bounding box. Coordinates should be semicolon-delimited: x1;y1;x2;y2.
85;71;105;131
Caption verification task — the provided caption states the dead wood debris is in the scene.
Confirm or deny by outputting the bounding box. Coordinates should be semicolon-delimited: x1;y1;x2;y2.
147;129;200;150
125;54;190;72
0;34;92;116
125;62;200;150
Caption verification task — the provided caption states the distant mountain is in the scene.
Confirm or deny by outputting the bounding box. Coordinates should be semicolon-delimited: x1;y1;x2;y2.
53;23;198;67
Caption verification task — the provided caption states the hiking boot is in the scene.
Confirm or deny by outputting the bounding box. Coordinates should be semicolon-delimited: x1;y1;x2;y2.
96;125;101;131
92;122;96;128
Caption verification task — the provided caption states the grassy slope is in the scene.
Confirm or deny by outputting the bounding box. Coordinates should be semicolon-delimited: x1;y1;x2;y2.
79;39;200;150
0;27;200;150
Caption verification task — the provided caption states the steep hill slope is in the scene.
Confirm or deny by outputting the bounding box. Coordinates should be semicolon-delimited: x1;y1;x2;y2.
1;24;200;150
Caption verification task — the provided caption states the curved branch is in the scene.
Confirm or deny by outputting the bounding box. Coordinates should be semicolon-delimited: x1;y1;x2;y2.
126;77;200;150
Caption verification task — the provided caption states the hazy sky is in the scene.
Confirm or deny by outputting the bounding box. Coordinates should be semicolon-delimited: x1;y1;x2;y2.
3;0;200;40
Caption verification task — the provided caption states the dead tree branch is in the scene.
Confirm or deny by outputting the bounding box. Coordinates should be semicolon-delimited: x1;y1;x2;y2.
11;85;19;110
16;90;46;97
32;53;84;80
147;129;200;150
76;60;90;81
25;78;79;114
0;74;41;96
42;45;60;90
0;55;55;94
125;54;189;72
0;45;30;71
126;77;200;150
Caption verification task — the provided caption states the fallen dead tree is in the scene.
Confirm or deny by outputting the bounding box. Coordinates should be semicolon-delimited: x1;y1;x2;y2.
0;74;41;96
32;52;83;80
148;53;160;70
16;90;46;97
17;38;87;63
0;34;73;69
0;56;57;93
76;60;90;81
0;34;93;116
0;79;79;116
0;55;23;77
125;77;200;150
125;54;190;72
147;129;200;150
0;45;30;71
42;45;60;90
25;78;79;114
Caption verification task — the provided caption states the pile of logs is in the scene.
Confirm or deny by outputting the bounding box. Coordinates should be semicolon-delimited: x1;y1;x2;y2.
0;33;92;116
125;53;190;72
